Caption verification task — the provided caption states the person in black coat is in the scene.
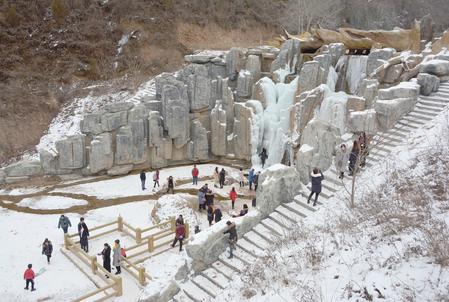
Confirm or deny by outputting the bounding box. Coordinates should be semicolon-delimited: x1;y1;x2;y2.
253;172;260;191
78;217;90;253
167;176;174;194
307;168;324;207
207;205;214;226
223;221;238;258
348;140;360;176
140;171;146;191
219;168;226;189
214;207;222;223
259;148;268;168
98;243;111;274
42;238;53;264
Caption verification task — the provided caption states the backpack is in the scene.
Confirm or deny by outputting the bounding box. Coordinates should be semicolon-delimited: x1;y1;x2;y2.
120;247;127;257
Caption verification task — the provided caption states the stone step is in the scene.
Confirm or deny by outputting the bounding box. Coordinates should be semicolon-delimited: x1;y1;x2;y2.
218;253;245;273
377;132;404;143
387;126;410;135
306;185;332;199
260;218;289;236
434;90;449;96
181;280;212;302
253;223;280;242
418;100;447;108
269;211;296;228
201;267;230;289
407;112;434;121
411;108;438;117
275;204;306;222
419;96;449;103
191;274;221;298
285;200;313;217
173;290;195;302
295;198;319;212
296;190;326;205
322;170;345;186
369;143;392;153
401;116;426;125
236;237;265;257
233;247;257;265
415;103;441;112
370;145;392;156
396;120;419;129
243;230;272;249
211;261;235;279
328;168;352;182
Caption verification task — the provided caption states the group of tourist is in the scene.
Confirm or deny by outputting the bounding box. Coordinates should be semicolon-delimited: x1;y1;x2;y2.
335;131;370;179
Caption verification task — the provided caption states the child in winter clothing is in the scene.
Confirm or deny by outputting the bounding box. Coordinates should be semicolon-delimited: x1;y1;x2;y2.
42;238;53;264
23;264;36;291
238;168;245;187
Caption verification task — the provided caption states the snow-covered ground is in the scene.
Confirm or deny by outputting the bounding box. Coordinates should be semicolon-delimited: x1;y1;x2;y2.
215;109;449;301
17;195;88;210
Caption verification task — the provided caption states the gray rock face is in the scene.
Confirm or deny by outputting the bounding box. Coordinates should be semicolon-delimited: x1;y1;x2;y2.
245;55;262;83
56;135;86;170
101;111;128;132
233;103;252;160
375;98;417;130
89;133;113;174
189;120;209;160
366;48;396;75
210;101;227;156
148;111;163;147
348;109;378;134
420;59;449;77
298;61;325;93
114;126;133;165
189;74;212;111
107;164;133;176
358;79;379;108
236;70;253;98
0;169;5;184
138;279;180;302
347;95;366;112
328;43;346;66
300;119;341;172
184;54;214;64
417;73;440;96
155;73;188;100
378;82;419;100
5;176;30;184
104;102;133;113
225;48;246;77
270;39;301;73
293;86;326;136
420;14;434;43
315;53;332;76
295;144;314;184
80;113;103;135
39;150;69;175
161;85;190;148
219;78;235;132
4;160;42;177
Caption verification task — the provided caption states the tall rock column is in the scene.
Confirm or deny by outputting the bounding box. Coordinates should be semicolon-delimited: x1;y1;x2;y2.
210;101;227;156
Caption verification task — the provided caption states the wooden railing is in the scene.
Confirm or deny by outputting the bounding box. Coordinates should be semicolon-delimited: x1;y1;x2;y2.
63;216;190;295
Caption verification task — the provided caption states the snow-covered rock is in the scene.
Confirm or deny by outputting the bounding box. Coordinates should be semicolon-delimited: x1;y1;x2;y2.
348;109;378;134
56;135;86;170
375;98;416;130
4;160;42;177
420;59;449;77
418;73;440;96
366;48;396;75
88;133;114;174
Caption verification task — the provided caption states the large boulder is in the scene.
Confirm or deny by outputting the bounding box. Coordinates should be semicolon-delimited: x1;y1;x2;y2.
346;95;366;112
378;82;419;100
375;98;417;130
161;85;190;148
292;86;326;136
300;119;341;172
383;64;404;84
210;101;227;156
88;133;114;174
189;120;209;161
100;110;128;132
236;70;253;99
270;39;301;73
107;165;133;176
327;43;346;66
366;48;396;75
186;67;212;111
245;55;262;83
348;109;378;134
114;126;133;165
420;14;434;43
295;144;314;184
358;79;379;108
80;113;103;135
148;111;163;147
419;59;449;77
232;103;253;160
56;135;86;170
297;61;325;94
417;73;440;96
4;160;42;177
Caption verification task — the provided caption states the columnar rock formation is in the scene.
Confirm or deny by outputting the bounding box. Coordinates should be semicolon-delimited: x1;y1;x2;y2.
3;27;449;185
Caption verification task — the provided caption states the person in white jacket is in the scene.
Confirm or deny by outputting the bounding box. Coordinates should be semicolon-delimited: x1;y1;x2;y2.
334;144;349;179
238;168;245;187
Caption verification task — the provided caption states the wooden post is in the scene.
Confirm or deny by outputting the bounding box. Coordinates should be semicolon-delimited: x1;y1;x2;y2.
170;217;176;232
90;256;98;274
147;236;154;252
138;267;146;285
115;276;123;296
135;228;142;244
185;223;190;239
117;216;123;232
64;233;71;249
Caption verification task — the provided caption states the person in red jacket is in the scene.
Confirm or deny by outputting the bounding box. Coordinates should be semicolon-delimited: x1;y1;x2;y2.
229;187;237;210
23;264;36;291
191;164;199;185
171;223;186;251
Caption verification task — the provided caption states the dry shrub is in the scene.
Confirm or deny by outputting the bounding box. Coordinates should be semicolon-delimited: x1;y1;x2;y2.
5;6;20;27
420;219;449;266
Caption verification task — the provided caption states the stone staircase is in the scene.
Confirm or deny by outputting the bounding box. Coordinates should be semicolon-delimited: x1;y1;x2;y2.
172;82;449;302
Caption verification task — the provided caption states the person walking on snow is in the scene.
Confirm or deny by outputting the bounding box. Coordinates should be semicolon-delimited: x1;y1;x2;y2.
259;148;268;168
198;189;206;211
335;144;349;179
112;239;121;275
171;223;186;251
58;214;72;234
219;168;226;189
140;170;146;190
358;132;369;168
167;176;174;194
248;168;255;190
23;264;36;291
348;140;360;176
253;172;260;191
153;169;160;188
223;221;237;258
192;164;199;185
214;205;222;223
207;205;214;226
229;187;238;210
176;215;184;226
307;168;324;207
213;167;219;188
78;217;89;253
238;168;245;187
98;243;111;274
42;238;53;264
205;189;215;206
